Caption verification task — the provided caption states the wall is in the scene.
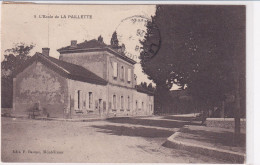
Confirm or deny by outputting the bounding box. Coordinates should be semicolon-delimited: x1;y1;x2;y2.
106;52;135;88
60;51;107;80
133;91;154;116
205;118;246;129
67;79;108;118
13;61;68;118
58;49;153;118
106;84;135;117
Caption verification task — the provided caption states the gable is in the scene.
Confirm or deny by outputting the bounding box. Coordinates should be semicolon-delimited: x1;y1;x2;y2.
13;53;107;85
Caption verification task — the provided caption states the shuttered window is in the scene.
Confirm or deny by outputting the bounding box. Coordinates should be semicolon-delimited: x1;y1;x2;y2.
74;90;81;110
121;96;124;109
74;90;78;110
89;92;93;109
127;96;130;110
121;66;124;81
113;95;116;109
113;62;118;78
127;69;131;82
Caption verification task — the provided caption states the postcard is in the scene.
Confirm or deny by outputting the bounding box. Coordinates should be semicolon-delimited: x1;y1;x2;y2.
1;2;247;163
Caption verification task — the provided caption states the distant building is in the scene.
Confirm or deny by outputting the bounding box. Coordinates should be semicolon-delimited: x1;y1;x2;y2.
12;40;154;118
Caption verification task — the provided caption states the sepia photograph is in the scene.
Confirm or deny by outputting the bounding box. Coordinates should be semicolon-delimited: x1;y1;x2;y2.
1;2;247;164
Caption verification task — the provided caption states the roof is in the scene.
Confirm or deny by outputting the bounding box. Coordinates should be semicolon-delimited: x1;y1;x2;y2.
57;39;136;65
58;39;107;51
13;53;107;85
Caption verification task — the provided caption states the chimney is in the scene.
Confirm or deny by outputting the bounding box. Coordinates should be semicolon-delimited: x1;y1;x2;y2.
71;40;77;48
42;48;50;56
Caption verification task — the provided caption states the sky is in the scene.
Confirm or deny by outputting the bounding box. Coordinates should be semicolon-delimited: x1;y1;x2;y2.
1;4;180;90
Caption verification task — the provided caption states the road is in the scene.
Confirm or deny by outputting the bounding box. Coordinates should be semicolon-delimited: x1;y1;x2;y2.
1;116;227;163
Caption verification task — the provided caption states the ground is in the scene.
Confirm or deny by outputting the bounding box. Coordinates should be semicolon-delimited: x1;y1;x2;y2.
1;116;229;163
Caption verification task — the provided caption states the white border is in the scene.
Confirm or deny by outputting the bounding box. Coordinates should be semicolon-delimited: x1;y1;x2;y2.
0;1;258;165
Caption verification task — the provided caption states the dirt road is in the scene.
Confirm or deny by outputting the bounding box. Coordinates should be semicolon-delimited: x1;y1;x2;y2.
1;117;227;163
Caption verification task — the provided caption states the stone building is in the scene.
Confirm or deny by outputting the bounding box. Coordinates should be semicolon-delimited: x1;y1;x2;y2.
12;39;154;118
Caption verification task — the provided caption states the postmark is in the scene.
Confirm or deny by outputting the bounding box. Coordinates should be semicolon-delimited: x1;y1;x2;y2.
115;15;161;63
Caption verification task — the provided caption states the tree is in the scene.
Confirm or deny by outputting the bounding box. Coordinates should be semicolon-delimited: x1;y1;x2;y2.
148;83;153;90
2;43;34;76
140;5;245;138
1;43;35;108
110;31;119;48
98;35;104;43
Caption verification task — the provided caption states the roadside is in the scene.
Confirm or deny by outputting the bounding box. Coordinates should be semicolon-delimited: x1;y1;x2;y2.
1;116;228;163
163;124;246;163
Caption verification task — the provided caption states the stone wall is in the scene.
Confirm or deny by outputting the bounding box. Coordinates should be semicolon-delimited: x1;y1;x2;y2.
67;80;154;118
60;51;107;80
67;79;108;118
106;52;135;88
107;84;135;117
206;118;246;129
133;90;154;116
59;50;135;88
13;62;68;118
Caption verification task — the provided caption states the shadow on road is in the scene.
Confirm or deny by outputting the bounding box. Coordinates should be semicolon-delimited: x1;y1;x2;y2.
162;116;197;121
180;127;246;148
106;117;200;129
92;125;174;138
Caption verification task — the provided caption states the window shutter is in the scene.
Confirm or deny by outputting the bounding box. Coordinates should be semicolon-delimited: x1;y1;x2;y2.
95;100;98;110
109;102;112;109
79;90;82;109
74;90;78;110
86;93;89;110
117;63;119;78
113;62;118;78
128;69;131;82
121;66;124;81
103;101;106;111
70;95;74;109
118;96;120;110
126;96;128;109
113;95;117;109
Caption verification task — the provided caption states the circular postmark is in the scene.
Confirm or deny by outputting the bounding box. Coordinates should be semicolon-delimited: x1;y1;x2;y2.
115;15;161;63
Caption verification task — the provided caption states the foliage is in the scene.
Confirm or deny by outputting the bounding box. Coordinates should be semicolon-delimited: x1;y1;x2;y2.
136;82;156;93
1;43;35;108
140;5;245;113
98;35;104;43
2;43;35;77
110;31;119;48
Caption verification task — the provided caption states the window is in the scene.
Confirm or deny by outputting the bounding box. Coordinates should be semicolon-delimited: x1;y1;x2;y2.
89;92;93;109
142;102;144;110
127;69;131;82
136;100;138;111
74;90;81;110
121;96;124;110
121;66;124;81
127;96;130;110
78;91;81;109
113;95;116;109
113;62;118;78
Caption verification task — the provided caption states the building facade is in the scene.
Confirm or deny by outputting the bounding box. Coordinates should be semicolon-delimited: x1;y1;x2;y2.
12;40;154;118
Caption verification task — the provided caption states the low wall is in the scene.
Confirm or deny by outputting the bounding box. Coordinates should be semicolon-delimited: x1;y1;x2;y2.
206;118;246;129
1;108;12;116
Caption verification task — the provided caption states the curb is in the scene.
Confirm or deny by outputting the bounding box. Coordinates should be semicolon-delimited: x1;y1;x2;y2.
162;130;245;163
35;117;106;122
